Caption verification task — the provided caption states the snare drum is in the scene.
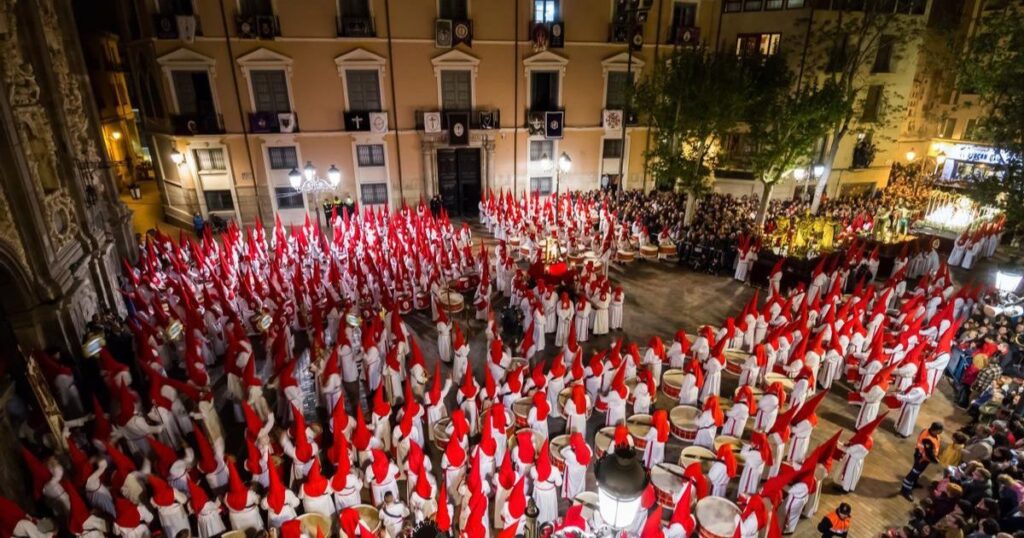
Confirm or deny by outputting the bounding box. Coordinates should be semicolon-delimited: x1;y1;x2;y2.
662;369;684;400
695;497;740;538
723;349;749;375
414;291;430;311
640;245;659;260
397;293;413;314
573;491;600;522
507;429;545;456
628;414;653;449
512;397;532;429
669;405;700;442
617;249;636;263
437;290;465;314
713;435;745;466
550;434;569;472
595;427;615;458
678;446;717;474
354;504;383;537
558;387;593;418
568;252;585;266
431;417;452;453
509;237;522;249
659;244;678;255
298;513;332;538
626;376;638;406
651;463;685;509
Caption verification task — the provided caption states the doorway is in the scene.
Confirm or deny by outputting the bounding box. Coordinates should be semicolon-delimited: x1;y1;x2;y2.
436;148;481;219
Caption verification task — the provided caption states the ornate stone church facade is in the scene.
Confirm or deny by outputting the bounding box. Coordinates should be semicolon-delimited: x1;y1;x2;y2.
0;0;134;357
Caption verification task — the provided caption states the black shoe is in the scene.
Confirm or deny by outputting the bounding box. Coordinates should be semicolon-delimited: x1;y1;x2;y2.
900;491;914;501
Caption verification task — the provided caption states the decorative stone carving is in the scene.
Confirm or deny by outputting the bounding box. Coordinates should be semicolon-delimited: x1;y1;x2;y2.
45;190;79;248
0;187;28;269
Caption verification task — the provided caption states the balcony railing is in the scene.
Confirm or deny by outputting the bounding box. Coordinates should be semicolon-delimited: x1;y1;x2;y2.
152;13;202;40
248;111;298;134
171;113;224;136
528;20;565;48
414;109;500;131
337;16;375;37
235;12;281;39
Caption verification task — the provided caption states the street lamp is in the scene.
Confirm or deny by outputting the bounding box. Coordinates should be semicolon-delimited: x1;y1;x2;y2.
170;148;185;166
595;445;648;529
792;168;808;181
905;149;917;163
812;164;825;180
996;268;1023;296
288;161;342;226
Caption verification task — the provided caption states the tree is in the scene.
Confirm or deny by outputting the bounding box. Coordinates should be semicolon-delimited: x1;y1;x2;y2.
635;47;757;223
804;4;923;213
747;60;848;227
957;2;1024;239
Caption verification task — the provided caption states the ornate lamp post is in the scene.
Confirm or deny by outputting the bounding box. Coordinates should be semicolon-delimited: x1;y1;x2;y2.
595;445;649;531
288;160;341;227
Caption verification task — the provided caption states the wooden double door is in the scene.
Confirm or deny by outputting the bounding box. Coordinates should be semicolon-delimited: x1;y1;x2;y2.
436;148;481;219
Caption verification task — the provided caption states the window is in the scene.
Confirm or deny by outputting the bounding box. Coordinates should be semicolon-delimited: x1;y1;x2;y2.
787;0;805;6
668;2;697;43
765;0;784;8
827;34;849;73
736;33;781;56
360;183;388;204
939;118;955;138
605;71;634;110
239;0;273;16
533;0;558;21
250;69;290;113
744;0;762;10
274;187;304;209
268;146;298;170
963;119;978;140
204;190;234;211
724;0;742;11
193;148;226;171
602;138;624;159
356;144;386;167
530;140;554;161
157;0;195;15
530;177;553;195
860;85;883;122
345;69;382;112
440;70;472;111
439;0;468;19
530;71;559;111
340;0;371;17
171;70;215;116
872;35;896;73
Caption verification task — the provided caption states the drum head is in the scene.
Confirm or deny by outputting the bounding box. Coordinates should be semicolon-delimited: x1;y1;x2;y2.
695;497;740;537
663;369;685;389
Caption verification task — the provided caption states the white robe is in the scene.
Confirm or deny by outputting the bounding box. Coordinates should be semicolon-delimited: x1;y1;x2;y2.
554;304;572;347
694;410;716;449
835;443;869;492
786;420;813;465
737;447;764;497
722;404;749;439
782;482;809;534
529;469;563;525
856;386;885;429
753;394;779;432
195;501;226;538
560;448;589;499
155;501;190;538
609;294;624;330
226;491;264;532
591;297;610;336
895;387;927;437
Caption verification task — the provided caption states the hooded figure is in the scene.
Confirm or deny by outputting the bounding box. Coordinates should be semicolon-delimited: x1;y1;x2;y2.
367;449;400;505
224;459;263;532
147;475;189;538
529;440;563;524
708;443;738;498
261;463;300;529
187;477;226;538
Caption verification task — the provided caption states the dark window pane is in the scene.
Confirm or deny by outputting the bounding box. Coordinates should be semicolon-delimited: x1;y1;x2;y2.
530;71;559;111
605;71;634;109
602;138;624;159
441;70;472;111
341;0;371;17
346;69;381;112
530;177;552;195
356;144;386;167
530;140;553;161
274;187;304;209
268;146;298;170
250;70;290;113
204;189;234;211
360;183;388;204
861;85;883;122
193;148;226;171
439;0;468;19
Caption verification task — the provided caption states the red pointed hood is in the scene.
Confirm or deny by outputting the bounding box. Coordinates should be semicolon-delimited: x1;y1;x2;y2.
371;449;392;484
65;481;91;534
703;395;724;426
847;412;887;450
115;496;141;528
303;458;329;497
716;443;738;477
497;450;517;490
186;476;210;513
193;422;219;474
414;465;433;500
226;458;250;511
640;505;664;538
792;389;828;426
445;434;467;468
670;483;696;534
750;431;773;466
266;461;286;513
684;461;709;499
148;474;176;507
535;440;553;482
20;447;51;499
147;436;177;476
435;479;452;531
460;364;478;399
507;477;527;519
372;387;391;418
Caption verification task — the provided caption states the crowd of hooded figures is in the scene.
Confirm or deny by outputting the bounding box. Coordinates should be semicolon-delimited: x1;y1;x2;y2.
2;193;989;538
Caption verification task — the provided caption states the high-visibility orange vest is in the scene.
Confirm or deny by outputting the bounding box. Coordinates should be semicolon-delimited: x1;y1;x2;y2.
917;430;940;457
826;512;851;533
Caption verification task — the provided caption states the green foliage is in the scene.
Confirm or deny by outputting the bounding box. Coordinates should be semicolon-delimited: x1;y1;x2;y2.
957;2;1024;236
635;47;760;193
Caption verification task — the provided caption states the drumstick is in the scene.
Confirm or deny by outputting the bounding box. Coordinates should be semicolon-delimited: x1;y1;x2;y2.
575;499;600;511
655;463;687;479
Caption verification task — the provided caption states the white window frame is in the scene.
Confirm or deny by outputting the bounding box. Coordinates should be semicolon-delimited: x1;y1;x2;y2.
532;0;560;22
236;48;295;114
349;134;392;208
431;49;480;111
156;48;223;118
259;137;308;217
184;141;241;223
598;135;630;189
601;52;644;111
335;48;387;112
527;137;559;194
336;0;375;21
523;51;569;109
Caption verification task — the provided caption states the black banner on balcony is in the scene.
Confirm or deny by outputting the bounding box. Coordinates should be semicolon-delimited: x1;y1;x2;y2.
544;111;564;139
550;21;565;48
448;112;470;146
344;112;371;132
